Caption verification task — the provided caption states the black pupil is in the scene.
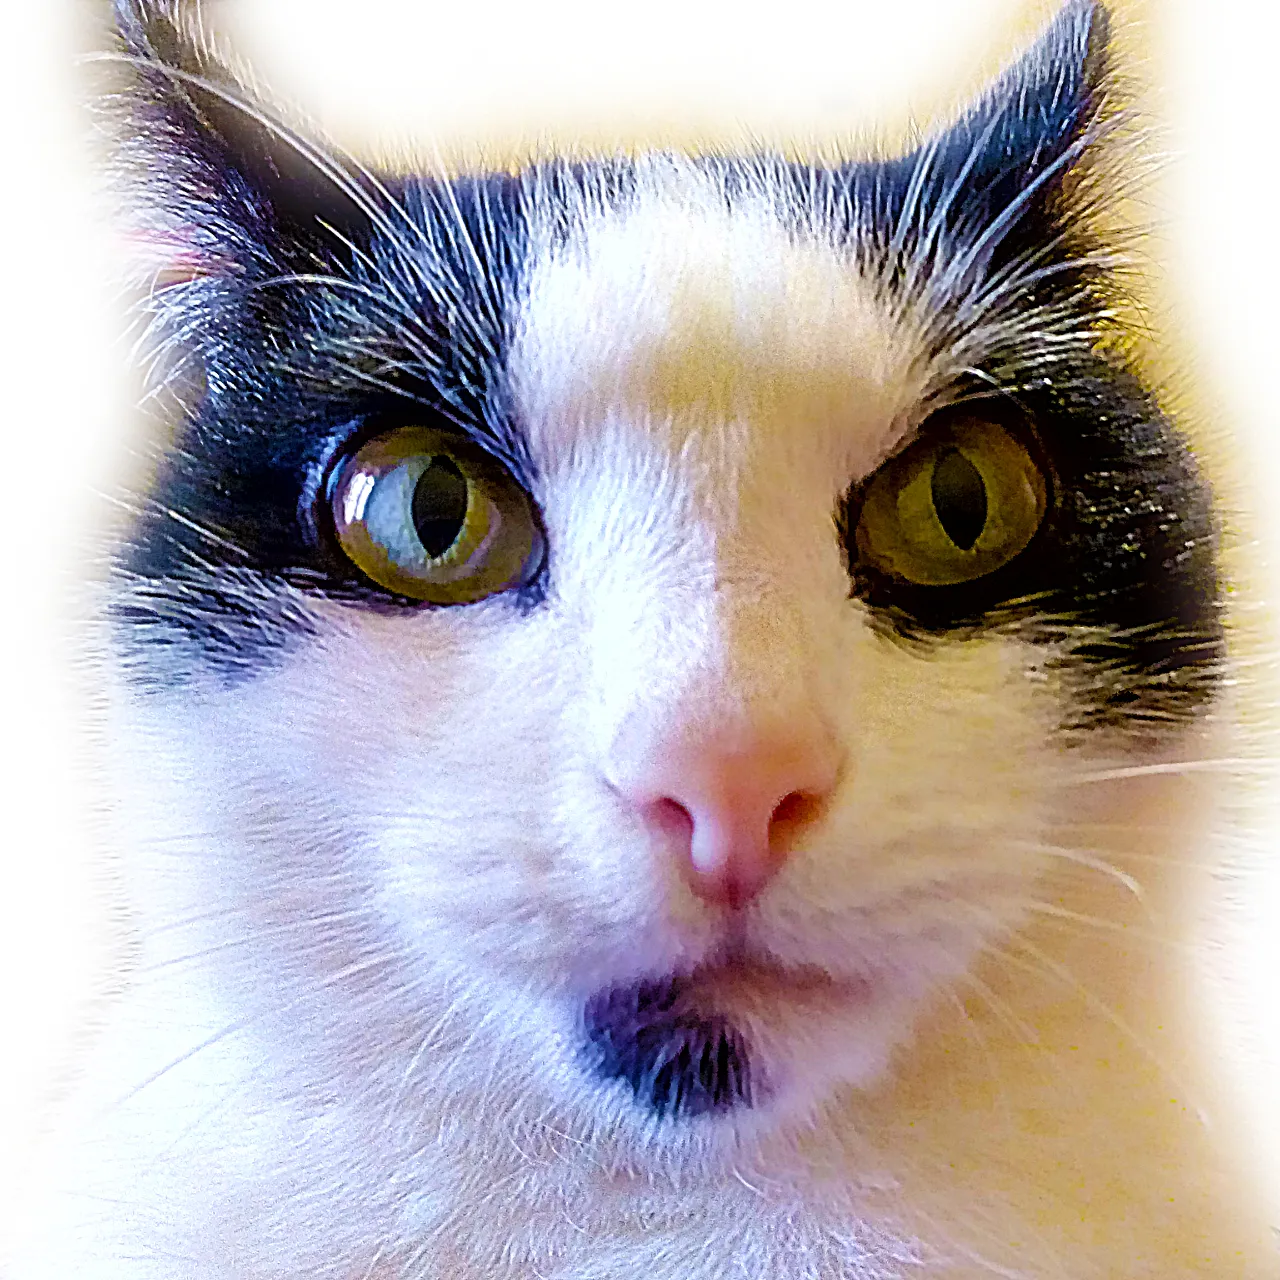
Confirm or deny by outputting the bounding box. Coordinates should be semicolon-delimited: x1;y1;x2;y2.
930;448;987;551
411;456;470;558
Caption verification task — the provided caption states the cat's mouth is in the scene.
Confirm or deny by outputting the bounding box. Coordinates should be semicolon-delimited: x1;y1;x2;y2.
580;960;871;1120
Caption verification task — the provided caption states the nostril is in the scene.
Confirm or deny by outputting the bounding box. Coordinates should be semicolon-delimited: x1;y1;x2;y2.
605;713;842;908
769;789;825;840
645;796;695;843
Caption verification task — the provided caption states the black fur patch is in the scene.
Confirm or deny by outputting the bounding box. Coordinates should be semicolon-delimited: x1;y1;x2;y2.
106;0;1222;725
108;3;540;674
582;979;753;1120
836;362;1222;727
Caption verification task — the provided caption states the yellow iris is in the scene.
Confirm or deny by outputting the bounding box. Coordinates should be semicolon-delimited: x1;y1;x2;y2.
329;425;543;604
855;416;1047;586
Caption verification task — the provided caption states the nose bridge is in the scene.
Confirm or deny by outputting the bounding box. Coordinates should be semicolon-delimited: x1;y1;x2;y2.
580;424;844;760
628;566;822;733
714;568;814;707
598;570;842;909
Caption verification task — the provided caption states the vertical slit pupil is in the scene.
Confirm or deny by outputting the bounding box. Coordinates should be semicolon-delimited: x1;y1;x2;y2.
930;448;987;551
412;455;470;558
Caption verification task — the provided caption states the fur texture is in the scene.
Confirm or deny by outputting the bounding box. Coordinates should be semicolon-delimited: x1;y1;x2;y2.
11;1;1278;1276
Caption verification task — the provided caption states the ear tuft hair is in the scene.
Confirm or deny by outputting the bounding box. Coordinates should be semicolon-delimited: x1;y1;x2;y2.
102;0;400;404
877;0;1116;293
106;2;375;291
939;0;1111;187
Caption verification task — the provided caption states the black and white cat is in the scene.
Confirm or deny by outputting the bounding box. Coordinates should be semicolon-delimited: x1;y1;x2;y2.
12;0;1280;1275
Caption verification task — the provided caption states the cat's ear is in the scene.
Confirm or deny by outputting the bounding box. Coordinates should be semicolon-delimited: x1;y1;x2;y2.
881;0;1114;281
107;0;371;291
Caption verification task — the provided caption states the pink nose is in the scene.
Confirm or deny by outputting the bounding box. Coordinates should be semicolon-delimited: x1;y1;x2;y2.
607;714;840;909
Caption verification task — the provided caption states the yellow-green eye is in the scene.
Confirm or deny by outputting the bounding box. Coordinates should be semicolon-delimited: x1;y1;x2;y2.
328;425;543;603
854;415;1047;586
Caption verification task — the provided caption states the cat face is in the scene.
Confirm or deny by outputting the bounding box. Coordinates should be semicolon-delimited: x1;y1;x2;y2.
107;0;1221;1143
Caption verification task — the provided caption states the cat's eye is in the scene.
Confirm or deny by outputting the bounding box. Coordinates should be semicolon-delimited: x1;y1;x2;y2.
854;415;1047;586
327;425;544;603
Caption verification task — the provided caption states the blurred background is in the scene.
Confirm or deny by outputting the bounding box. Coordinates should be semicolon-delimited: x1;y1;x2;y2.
2;0;1277;1253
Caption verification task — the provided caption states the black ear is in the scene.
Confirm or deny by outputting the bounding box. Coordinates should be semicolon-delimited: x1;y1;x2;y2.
108;0;374;289
880;0;1113;286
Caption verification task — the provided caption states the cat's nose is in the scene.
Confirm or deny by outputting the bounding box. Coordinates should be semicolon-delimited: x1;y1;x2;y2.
607;715;840;909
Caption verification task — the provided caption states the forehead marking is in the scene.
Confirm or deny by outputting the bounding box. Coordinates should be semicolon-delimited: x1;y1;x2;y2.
511;162;922;478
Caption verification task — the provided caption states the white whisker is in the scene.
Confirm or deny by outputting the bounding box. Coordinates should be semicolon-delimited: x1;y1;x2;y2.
1064;757;1271;784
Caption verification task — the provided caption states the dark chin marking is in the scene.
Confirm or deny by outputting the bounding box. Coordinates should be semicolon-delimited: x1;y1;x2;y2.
581;978;753;1120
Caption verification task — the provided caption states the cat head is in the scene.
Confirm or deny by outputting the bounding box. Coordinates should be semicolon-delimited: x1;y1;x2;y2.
104;0;1222;1145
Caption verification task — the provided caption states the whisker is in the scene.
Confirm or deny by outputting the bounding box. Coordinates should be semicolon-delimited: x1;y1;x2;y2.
949;968;1047;1080
1009;840;1145;900
1018;901;1185;951
114;951;398;1110
1063;758;1272;784
137;907;380;976
987;933;1194;1101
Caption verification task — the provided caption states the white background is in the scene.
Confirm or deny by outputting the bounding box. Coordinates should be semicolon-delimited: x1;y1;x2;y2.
1;0;1277;1246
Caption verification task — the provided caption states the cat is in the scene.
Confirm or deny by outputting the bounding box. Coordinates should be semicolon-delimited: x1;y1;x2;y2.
9;0;1280;1275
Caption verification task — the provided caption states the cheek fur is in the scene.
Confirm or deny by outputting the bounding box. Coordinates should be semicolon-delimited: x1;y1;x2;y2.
96;8;1220;1151
137;576;1076;1103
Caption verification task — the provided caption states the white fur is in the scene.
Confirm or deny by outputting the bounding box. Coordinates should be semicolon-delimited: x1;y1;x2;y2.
12;30;1280;1280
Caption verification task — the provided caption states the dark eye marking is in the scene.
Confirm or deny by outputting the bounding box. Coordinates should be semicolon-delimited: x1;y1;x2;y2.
836;369;1224;729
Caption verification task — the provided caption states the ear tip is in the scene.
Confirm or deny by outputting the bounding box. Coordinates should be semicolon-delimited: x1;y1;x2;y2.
1054;0;1109;26
1053;0;1113;65
112;0;187;64
112;0;158;39
1016;0;1113;107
